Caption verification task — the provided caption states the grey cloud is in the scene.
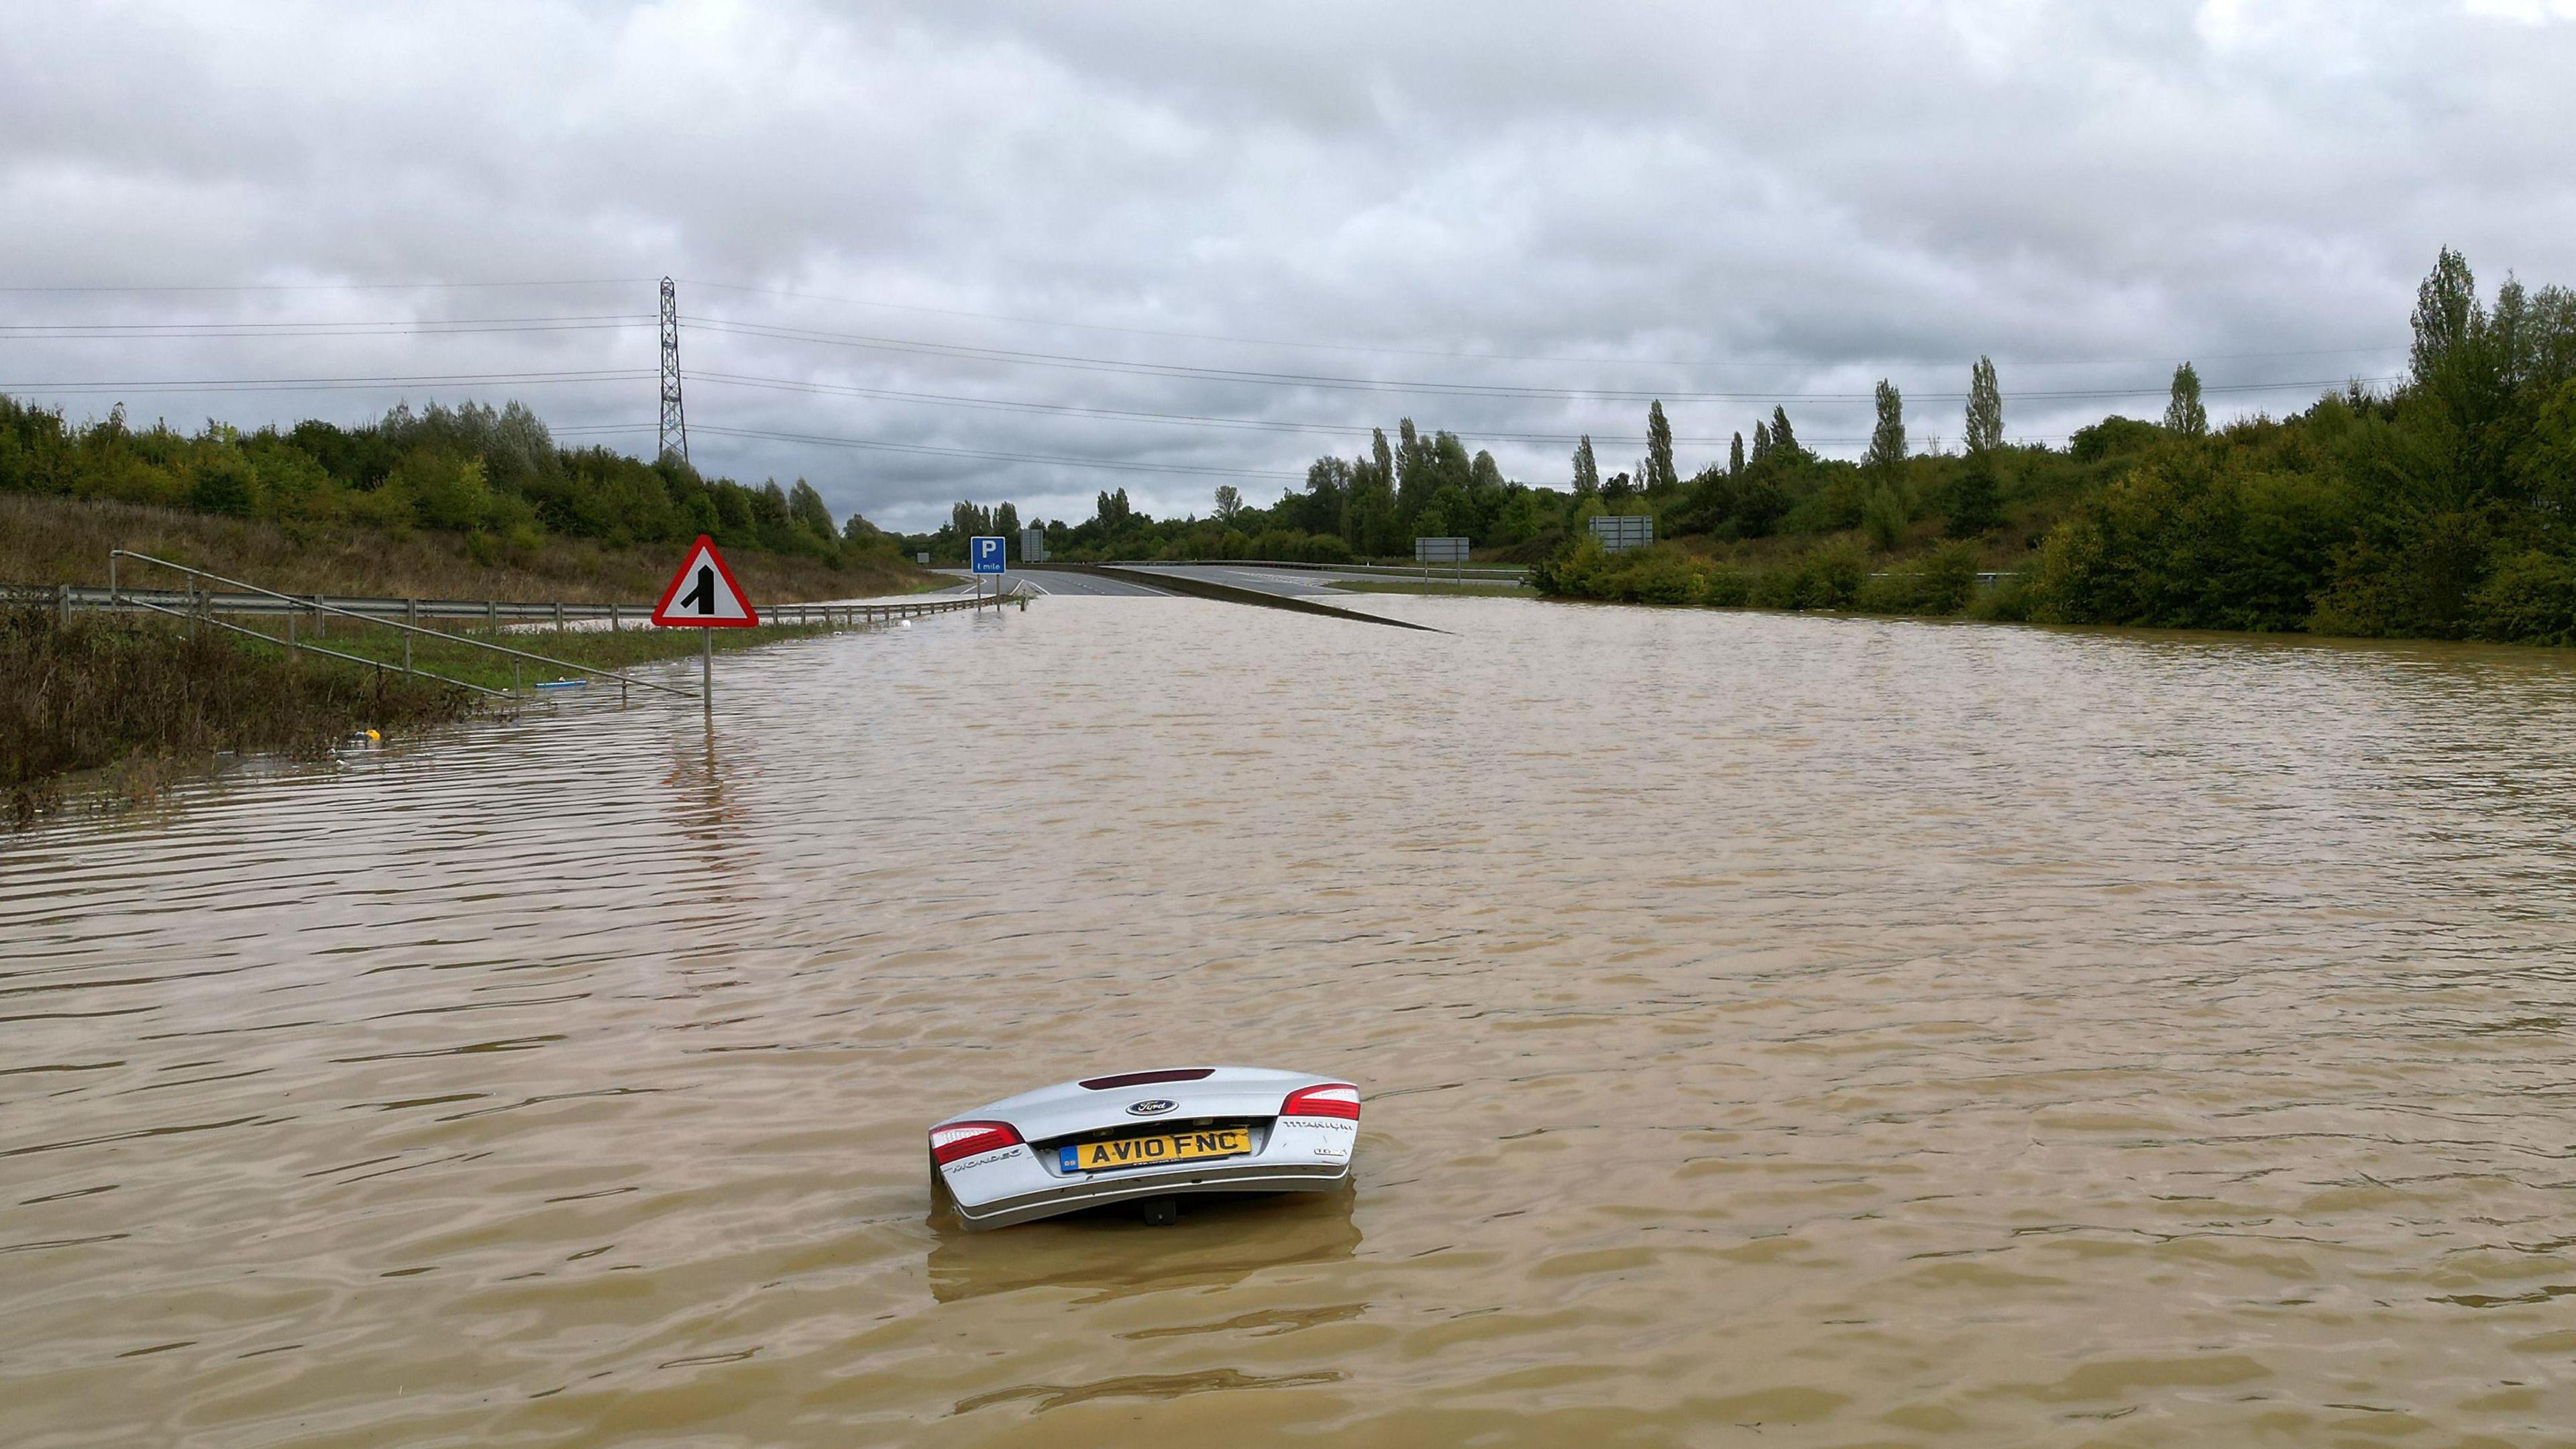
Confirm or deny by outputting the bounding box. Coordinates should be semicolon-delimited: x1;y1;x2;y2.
4;1;2573;531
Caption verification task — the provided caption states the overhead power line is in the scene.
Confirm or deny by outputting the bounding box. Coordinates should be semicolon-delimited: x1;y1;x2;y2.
0;278;649;294
685;316;2396;405
690;423;1305;480
1;272;2404;370
0;368;653;394
680;278;2405;372
0;315;651;339
690;370;1882;446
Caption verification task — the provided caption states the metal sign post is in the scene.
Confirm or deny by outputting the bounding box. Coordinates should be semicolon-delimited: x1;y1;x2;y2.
1415;536;1470;586
969;535;1006;612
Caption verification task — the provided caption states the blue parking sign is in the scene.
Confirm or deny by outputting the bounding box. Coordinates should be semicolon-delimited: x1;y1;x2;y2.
970;535;1007;574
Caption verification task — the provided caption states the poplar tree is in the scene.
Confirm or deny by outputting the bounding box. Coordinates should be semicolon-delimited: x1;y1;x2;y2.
1572;435;1600;496
1864;380;1907;477
790;479;837;538
1752;421;1773;464
1729;431;1746;476
2410;247;2481;389
2165;362;2207;437
1965;356;2003;455
1769;407;1800;457
1644;400;1678;494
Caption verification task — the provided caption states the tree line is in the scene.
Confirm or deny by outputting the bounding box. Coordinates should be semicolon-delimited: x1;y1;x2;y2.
1529;252;2576;647
908;416;1629;565
0;397;903;570
909;340;2224;573
15;252;2568;647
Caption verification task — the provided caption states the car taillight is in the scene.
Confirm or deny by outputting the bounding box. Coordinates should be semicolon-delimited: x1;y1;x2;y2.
928;1120;1023;1165
1280;1083;1360;1120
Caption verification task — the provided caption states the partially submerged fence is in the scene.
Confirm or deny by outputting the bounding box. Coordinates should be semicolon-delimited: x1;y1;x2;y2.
2;553;1020;703
11;580;1020;631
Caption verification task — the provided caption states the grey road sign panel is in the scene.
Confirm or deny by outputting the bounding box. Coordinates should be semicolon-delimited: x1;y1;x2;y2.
1589;515;1654;553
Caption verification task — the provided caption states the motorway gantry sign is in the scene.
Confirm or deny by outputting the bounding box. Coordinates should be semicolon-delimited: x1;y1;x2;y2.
970;535;1008;574
651;535;759;627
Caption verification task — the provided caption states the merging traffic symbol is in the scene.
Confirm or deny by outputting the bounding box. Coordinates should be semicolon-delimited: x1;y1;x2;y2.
651;535;760;628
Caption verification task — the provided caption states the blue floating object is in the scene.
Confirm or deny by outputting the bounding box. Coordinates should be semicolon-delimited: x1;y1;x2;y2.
535;680;587;690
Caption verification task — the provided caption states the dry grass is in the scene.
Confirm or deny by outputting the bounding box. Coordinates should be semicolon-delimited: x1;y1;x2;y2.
0;493;936;604
3;608;479;828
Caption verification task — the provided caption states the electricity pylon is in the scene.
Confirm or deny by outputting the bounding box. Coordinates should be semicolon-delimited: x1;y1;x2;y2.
658;276;689;465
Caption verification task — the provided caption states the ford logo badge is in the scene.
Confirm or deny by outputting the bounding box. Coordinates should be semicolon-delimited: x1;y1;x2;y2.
1126;1099;1177;1116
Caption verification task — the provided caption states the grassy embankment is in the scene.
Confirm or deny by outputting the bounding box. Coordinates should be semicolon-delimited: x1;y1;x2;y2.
3;604;850;826
1;492;936;603
2;494;940;825
3;608;466;826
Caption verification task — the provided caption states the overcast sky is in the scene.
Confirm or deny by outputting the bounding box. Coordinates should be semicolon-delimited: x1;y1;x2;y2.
5;0;2575;533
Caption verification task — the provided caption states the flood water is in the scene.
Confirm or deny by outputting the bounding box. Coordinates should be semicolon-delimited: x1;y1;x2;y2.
7;596;2576;1447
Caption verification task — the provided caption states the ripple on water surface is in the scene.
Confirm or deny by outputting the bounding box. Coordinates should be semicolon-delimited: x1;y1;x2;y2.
5;596;2576;1447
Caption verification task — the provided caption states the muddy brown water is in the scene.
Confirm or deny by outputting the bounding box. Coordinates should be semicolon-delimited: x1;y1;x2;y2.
5;596;2576;1447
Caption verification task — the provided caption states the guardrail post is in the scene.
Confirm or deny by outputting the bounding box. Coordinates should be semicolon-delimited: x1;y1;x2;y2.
403;598;417;676
56;582;69;627
486;599;498;631
313;594;326;639
553;600;565;633
610;602;621;632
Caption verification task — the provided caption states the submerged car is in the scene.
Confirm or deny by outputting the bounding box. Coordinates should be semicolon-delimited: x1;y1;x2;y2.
928;1065;1359;1230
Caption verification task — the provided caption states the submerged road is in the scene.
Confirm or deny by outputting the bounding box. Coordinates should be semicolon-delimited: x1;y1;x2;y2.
934;568;1173;597
938;562;1523;599
1127;564;1527;597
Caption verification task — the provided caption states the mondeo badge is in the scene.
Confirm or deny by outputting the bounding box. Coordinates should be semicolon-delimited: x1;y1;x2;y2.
1126;1099;1177;1116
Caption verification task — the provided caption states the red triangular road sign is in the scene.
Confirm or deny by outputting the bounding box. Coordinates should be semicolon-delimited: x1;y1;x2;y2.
651;535;760;627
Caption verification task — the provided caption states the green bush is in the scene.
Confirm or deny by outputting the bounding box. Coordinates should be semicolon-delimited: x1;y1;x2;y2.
2469;549;2576;645
1529;539;1709;604
1943;454;2002;537
1856;543;1982;615
1862;484;1909;551
1619;547;1709;604
1300;532;1355;565
1969;570;2039;623
2029;447;2350;631
1751;542;1868;610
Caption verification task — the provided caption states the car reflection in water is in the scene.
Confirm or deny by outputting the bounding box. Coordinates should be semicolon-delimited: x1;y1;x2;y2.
926;1186;1363;1305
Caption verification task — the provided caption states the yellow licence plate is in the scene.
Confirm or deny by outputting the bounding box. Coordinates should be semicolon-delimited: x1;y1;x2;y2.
1061;1127;1250;1173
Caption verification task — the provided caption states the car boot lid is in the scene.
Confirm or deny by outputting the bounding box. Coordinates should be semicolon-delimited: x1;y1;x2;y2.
933;1065;1351;1145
